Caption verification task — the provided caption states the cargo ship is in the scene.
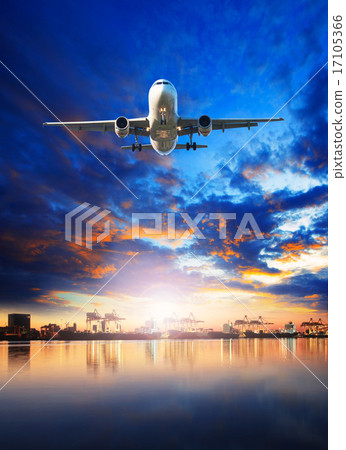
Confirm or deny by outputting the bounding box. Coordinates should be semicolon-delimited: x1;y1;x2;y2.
244;322;298;338
245;330;298;339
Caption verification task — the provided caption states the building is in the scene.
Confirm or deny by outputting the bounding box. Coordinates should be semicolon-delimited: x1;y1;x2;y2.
135;319;158;334
65;323;77;333
8;313;31;333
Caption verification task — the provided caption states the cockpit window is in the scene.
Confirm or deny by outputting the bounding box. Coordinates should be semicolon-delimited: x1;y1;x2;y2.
154;81;171;86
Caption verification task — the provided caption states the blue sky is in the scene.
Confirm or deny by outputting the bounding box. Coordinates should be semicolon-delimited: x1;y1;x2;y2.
0;0;327;329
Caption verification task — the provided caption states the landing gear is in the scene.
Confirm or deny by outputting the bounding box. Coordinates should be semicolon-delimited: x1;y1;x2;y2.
186;129;197;150
131;133;142;151
160;108;167;125
186;142;197;151
132;143;142;152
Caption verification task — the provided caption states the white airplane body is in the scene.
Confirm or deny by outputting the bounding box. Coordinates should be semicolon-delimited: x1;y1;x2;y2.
44;79;283;156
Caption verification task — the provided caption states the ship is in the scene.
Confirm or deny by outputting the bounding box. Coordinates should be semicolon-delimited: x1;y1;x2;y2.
245;330;298;339
245;322;298;338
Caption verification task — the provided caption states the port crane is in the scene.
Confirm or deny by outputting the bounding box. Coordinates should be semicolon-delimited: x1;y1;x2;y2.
163;313;204;332
234;315;273;332
86;309;125;332
300;318;328;334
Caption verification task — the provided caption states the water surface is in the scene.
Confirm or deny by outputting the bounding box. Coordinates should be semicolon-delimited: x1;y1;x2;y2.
0;339;328;449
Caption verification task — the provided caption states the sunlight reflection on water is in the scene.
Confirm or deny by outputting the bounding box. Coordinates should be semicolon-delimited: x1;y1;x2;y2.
0;339;327;450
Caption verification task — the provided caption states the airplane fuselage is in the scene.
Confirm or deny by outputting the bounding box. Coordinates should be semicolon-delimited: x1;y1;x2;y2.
148;80;178;155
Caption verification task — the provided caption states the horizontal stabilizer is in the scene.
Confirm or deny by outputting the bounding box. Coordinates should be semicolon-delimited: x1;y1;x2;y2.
121;144;155;150
121;144;208;150
175;144;208;149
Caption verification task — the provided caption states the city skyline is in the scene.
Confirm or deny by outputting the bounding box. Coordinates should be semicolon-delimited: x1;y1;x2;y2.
0;307;328;333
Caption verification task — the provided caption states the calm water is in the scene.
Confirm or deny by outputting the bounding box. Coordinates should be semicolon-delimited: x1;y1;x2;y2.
0;339;327;450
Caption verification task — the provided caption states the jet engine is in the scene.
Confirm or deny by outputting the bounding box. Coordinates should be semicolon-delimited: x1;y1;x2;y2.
115;116;130;138
198;115;212;136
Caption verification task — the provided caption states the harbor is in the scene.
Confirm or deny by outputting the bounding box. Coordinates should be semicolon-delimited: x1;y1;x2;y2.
0;311;328;341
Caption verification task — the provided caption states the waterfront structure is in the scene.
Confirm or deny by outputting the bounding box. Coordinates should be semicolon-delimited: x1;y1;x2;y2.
301;318;328;335
163;313;204;332
86;309;125;333
135;319;158;335
40;323;60;339
234;315;273;333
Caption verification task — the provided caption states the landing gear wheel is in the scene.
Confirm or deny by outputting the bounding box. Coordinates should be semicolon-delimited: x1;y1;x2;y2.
138;143;142;152
132;144;135;152
186;143;190;151
193;142;197;150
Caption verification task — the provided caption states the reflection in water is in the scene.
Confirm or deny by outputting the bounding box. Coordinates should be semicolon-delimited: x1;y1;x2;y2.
6;343;31;372
144;340;158;364
82;338;326;373
7;343;31;359
281;337;297;359
0;339;327;450
87;341;121;373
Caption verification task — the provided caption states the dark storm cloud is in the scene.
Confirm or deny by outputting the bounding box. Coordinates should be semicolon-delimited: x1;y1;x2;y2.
265;269;328;306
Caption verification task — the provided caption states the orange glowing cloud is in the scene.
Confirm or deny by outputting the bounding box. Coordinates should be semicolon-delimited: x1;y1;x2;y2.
35;295;72;306
279;238;327;262
89;264;118;279
242;165;281;181
121;200;133;209
209;247;240;262
238;266;287;278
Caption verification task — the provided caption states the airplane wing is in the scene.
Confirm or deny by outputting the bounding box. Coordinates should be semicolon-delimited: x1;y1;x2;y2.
177;117;284;136
43;118;150;137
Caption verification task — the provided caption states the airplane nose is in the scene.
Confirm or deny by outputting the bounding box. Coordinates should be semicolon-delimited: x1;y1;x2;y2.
157;86;172;103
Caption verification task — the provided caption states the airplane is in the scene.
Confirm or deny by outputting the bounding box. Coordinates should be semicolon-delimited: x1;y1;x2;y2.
44;79;283;156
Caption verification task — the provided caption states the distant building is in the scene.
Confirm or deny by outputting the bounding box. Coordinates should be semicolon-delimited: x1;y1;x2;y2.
135;319;158;334
8;314;31;333
65;323;77;333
